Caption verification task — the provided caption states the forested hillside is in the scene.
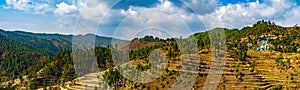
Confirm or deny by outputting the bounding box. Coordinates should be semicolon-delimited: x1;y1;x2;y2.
0;29;125;55
194;20;300;53
0;29;125;89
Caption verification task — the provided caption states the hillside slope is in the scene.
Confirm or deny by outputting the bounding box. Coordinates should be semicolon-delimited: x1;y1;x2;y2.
0;29;125;55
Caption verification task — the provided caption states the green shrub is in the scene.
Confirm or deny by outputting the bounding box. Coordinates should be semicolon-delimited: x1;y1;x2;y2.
268;85;283;90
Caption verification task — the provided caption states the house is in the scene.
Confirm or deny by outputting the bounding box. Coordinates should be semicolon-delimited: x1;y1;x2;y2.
267;34;277;39
257;40;270;51
269;36;278;40
247;43;253;47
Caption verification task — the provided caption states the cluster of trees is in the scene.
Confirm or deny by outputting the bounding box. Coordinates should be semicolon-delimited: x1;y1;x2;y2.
103;68;123;88
136;63;151;71
239;20;277;36
0;51;45;80
242;20;299;53
0;46;117;89
195;20;300;54
0;30;63;55
139;35;164;44
233;43;249;62
194;32;211;49
166;42;180;60
0;29;122;55
0;51;47;89
95;47;112;69
275;55;292;70
270;32;300;53
129;45;162;59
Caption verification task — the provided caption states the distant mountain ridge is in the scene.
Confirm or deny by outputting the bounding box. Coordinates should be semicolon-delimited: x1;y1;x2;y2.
0;29;126;55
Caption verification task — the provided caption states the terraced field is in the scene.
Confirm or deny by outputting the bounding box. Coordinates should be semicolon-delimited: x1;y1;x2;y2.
214;50;300;90
47;49;300;90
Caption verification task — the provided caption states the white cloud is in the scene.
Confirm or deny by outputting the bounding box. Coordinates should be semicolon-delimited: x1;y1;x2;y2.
73;0;118;35
73;0;88;9
280;6;300;26
5;0;298;37
188;0;219;14
4;0;54;14
104;0;202;39
111;0;300;37
74;0;209;39
33;3;53;14
80;1;109;22
114;8;193;39
54;2;78;16
198;0;297;30
5;0;32;11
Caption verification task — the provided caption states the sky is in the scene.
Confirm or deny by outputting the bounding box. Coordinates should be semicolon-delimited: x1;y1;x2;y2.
0;0;300;39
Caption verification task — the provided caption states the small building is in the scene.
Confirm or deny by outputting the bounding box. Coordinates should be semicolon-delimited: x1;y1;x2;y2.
247;43;253;47
269;36;278;40
261;34;278;40
257;40;270;51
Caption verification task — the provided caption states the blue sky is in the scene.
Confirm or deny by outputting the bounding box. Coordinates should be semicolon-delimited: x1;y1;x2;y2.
0;0;300;39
